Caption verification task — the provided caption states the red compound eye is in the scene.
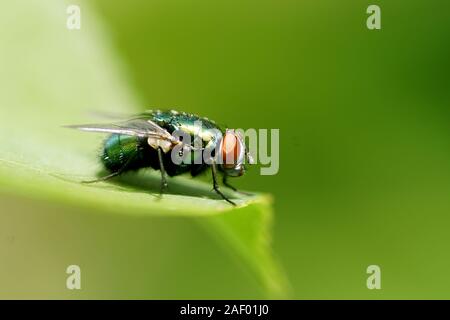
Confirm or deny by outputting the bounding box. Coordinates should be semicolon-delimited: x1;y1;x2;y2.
221;132;241;167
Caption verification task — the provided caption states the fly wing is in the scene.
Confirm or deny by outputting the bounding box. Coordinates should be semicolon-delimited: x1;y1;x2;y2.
65;117;205;151
126;118;173;140
64;118;175;142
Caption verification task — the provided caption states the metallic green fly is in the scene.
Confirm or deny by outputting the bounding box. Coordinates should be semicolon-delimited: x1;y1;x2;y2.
66;109;253;205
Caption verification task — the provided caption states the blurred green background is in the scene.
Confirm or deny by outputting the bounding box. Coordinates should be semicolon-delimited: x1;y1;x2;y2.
1;0;450;299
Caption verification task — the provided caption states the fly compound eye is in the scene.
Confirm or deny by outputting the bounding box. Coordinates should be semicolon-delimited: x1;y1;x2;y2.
221;131;242;167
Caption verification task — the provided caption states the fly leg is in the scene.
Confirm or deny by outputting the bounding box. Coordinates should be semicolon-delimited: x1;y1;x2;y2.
82;153;136;184
157;147;168;196
211;161;236;206
222;175;238;192
82;171;121;184
222;175;253;196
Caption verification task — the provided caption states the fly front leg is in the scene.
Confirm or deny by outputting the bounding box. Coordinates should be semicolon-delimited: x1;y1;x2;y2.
223;175;253;196
157;147;168;195
211;161;236;206
222;174;240;193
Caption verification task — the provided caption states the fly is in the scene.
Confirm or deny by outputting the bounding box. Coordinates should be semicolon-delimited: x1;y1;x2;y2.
65;109;253;205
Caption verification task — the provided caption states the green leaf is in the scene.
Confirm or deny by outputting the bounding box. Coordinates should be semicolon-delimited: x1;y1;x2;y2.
0;0;289;298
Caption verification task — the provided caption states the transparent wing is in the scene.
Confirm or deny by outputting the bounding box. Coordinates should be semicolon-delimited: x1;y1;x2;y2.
64;118;174;142
65;118;204;151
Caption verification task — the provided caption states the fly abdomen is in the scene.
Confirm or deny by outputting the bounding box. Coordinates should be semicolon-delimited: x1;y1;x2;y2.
101;134;149;173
